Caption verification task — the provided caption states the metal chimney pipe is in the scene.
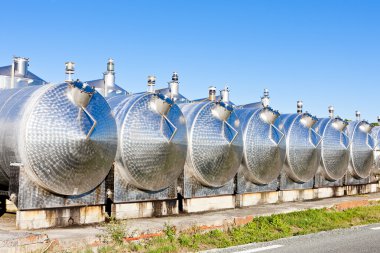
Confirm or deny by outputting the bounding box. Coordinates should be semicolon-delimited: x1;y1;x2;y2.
169;72;179;100
147;75;156;93
208;86;216;101
261;88;270;108
328;106;334;118
220;86;230;103
107;58;114;72
355;111;361;121
297;100;303;114
65;62;75;82
13;56;29;77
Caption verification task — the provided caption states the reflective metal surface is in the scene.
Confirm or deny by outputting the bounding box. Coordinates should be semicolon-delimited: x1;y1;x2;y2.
107;92;188;192
346;120;374;179
313;117;350;181
0;83;117;196
236;106;285;185
371;126;380;173
179;100;243;187
275;113;321;183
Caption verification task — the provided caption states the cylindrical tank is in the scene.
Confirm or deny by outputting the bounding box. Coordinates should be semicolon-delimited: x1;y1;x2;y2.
371;116;380;174
313;107;350;181
274;102;321;183
346;112;374;179
106;89;188;191
179;88;243;187
235;90;286;185
0;81;118;195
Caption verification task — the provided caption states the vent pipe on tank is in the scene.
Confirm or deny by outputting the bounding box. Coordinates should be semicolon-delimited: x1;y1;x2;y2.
65;61;75;82
147;75;156;93
377;116;380;124
103;58;115;97
328;106;334;118
220;86;230;103
168;72;179;100
261;88;270;108
13;56;29;77
208;86;216;101
297;100;303;114
355;111;361;121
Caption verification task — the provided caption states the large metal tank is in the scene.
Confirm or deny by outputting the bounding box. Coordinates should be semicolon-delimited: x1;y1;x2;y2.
371;116;380;174
179;87;243;187
235;89;285;185
313;106;350;181
0;81;117;195
346;111;374;179
106;76;187;191
274;101;321;183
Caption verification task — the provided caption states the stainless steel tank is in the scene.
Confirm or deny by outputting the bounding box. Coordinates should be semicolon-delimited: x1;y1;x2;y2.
274;101;321;183
179;87;243;187
346;111;374;179
313;106;350;181
106;76;187;192
0;81;118;196
371;116;380;174
235;89;285;185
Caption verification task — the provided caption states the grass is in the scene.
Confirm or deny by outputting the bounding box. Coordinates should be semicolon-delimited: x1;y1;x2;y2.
59;201;380;253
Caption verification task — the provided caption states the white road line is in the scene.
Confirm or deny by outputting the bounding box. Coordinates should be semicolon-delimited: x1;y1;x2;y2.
370;227;380;230
235;244;284;253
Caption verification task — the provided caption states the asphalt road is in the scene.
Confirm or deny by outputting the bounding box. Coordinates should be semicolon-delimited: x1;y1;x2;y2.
203;223;380;253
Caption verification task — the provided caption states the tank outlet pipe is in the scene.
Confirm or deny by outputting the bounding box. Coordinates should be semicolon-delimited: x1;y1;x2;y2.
65;61;75;82
220;86;230;103
208;86;216;101
168;72;179;100
261;88;270;108
67;81;97;140
147;75;156;93
297;100;303;114
328;105;334;118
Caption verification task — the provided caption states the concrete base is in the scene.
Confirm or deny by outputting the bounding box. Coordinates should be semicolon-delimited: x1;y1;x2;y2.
6;200;17;213
183;195;235;213
236;191;279;207
16;205;105;230
113;199;178;220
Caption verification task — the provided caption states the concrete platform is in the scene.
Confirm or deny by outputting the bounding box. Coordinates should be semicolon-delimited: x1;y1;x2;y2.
2;191;380;252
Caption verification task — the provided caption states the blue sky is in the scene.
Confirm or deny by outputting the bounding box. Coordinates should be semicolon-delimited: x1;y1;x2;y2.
1;0;379;121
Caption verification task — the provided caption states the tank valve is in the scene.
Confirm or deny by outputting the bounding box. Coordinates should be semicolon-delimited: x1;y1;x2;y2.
328;106;334;118
261;88;270;108
355;111;361;121
147;75;156;93
208;86;216;101
297;100;303;114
